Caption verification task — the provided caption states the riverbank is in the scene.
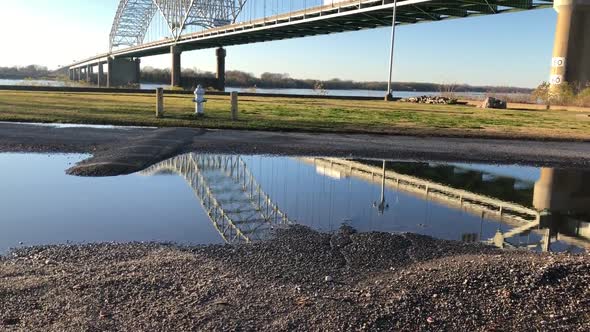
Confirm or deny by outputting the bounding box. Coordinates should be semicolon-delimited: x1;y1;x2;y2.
1;90;590;140
1;226;588;331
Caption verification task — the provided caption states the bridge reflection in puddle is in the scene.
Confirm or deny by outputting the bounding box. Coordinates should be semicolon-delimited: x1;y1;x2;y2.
141;154;292;244
1;152;589;253
141;153;590;252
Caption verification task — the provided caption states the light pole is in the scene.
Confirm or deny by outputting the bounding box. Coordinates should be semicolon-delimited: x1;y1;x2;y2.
385;0;398;101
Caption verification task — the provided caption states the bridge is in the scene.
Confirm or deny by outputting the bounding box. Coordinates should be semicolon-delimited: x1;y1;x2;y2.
66;0;589;95
141;152;590;251
141;153;291;244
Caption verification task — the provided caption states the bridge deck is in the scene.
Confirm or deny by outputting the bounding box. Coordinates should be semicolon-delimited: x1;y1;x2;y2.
70;0;553;68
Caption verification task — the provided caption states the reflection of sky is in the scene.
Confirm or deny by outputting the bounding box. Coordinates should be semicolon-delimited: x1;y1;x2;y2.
0;153;578;253
450;163;541;183
0;153;224;252
244;156;535;242
0;120;155;130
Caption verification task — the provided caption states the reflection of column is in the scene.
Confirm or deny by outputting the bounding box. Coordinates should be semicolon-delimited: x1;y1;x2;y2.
533;168;590;214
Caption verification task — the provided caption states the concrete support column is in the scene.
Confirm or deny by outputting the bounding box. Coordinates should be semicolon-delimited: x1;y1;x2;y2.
107;58;113;88
86;65;93;83
550;0;590;88
135;58;141;84
171;46;182;87
97;63;104;87
106;58;140;87
69;69;74;81
75;68;81;81
216;47;227;91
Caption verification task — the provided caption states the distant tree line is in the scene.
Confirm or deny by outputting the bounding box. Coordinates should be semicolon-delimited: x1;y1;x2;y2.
0;64;531;94
0;65;53;79
140;67;531;93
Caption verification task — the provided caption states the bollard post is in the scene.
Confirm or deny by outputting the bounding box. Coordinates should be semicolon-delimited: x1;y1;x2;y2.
156;88;164;118
231;91;238;121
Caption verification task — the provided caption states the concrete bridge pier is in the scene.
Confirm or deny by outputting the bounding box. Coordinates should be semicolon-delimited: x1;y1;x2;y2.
69;68;74;81
135;59;141;84
75;68;81;81
86;65;93;84
171;46;182;87
97;63;105;87
550;0;590;88
216;47;226;91
106;58;141;88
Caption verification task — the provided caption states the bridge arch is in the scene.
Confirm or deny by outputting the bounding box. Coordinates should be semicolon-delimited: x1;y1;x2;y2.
110;0;247;50
141;153;291;244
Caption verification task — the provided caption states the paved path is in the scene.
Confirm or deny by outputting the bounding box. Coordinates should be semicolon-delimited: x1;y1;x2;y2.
1;122;589;176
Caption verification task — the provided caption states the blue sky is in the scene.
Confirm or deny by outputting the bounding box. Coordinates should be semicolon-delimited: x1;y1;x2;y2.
0;0;557;88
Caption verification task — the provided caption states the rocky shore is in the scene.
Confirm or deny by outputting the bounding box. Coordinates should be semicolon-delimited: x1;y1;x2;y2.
1;226;589;331
400;96;459;105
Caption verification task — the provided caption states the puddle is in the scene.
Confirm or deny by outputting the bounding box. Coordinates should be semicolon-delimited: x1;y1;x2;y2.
1;152;589;254
0;121;156;130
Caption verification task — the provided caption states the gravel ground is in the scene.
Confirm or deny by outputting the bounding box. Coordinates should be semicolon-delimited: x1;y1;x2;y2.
1;226;589;331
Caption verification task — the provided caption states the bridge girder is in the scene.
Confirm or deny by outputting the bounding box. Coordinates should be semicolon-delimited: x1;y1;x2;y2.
110;0;247;51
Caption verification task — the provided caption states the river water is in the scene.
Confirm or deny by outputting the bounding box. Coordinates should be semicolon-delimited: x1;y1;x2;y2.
1;78;513;99
1;152;588;254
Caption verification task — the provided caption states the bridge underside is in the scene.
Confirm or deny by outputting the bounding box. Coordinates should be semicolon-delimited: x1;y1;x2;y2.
71;0;553;65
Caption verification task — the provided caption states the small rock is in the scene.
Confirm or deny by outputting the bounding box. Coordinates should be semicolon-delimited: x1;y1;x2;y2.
1;317;20;326
427;316;435;324
324;276;333;283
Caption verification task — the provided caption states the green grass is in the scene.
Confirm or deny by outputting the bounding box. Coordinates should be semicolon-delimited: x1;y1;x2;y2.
1;90;589;140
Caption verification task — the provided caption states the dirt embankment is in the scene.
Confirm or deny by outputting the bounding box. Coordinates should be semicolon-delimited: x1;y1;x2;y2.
1;226;589;331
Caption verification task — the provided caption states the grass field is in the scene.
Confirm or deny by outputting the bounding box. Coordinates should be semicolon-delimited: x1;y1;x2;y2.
1;90;589;140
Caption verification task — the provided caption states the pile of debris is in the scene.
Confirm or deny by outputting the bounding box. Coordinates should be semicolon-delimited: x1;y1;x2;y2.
400;95;458;105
